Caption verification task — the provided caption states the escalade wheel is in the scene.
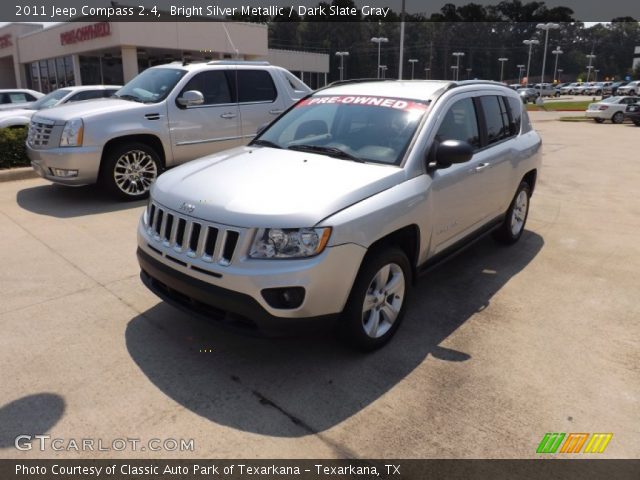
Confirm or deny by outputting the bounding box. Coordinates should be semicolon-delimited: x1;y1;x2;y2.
493;182;531;245
340;247;411;351
611;112;624;124
102;143;160;200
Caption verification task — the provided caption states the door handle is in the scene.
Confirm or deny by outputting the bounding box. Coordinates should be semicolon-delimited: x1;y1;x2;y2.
269;109;284;115
220;112;237;119
475;162;490;172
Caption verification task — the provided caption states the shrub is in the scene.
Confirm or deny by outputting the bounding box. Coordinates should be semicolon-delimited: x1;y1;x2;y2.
0;127;29;169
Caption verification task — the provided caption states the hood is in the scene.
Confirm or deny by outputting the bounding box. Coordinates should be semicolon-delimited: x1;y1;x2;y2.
152;146;405;228
32;98;151;125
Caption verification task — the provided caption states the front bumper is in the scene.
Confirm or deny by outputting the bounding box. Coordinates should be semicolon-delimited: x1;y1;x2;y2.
137;221;367;335
27;144;102;186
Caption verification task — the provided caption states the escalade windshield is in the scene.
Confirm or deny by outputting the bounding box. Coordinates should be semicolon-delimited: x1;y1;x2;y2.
115;68;187;103
253;95;429;165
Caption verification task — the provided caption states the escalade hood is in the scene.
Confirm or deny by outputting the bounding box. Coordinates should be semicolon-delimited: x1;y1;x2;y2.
31;99;152;124
152;146;405;228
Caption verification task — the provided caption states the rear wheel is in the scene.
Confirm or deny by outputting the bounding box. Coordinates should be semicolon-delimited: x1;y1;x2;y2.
611;111;624;124
101;143;161;201
493;182;531;245
339;247;411;351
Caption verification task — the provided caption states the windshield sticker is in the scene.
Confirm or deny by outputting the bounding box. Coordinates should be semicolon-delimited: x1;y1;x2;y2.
298;96;428;112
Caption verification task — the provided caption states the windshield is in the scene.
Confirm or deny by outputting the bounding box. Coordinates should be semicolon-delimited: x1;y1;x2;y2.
115;67;187;103
30;89;71;110
252;95;429;165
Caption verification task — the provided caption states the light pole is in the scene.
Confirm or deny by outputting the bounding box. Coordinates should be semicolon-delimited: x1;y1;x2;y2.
408;58;418;79
452;52;465;81
371;37;389;79
335;51;349;81
466;68;472;80
380;65;388;79
585;54;596;82
523;39;540;83
424;67;430;79
551;47;563;83
517;64;525;84
450;65;458;80
557;68;563;82
536;22;560;83
498;57;508;82
594;69;600;82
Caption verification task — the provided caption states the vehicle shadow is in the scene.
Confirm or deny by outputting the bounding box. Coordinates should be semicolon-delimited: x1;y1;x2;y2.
0;393;65;448
16;184;145;218
125;232;543;437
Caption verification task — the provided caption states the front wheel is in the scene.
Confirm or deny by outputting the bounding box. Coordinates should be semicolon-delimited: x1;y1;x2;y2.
611;112;624;124
101;143;161;200
493;181;531;245
339;247;412;351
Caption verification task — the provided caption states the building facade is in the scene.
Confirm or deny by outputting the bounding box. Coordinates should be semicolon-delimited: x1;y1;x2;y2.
0;21;329;92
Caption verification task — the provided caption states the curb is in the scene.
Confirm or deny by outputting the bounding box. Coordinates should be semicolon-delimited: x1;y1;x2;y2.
0;166;38;183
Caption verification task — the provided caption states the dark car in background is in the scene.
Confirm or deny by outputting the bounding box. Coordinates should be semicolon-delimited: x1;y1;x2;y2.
603;81;628;98
624;102;640;125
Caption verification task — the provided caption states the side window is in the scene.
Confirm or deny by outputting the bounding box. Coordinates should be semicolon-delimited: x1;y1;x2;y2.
0;94;8;104
66;90;104;102
103;90;117;98
236;70;277;103
25;93;37;101
181;71;232;106
506;96;522;135
480;95;511;144
435;97;480;150
8;93;28;103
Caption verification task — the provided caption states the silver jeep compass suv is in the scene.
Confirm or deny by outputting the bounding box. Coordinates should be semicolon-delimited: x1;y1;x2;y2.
137;80;542;350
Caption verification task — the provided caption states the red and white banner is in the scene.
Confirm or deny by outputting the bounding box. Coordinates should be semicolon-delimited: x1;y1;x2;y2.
298;95;428;113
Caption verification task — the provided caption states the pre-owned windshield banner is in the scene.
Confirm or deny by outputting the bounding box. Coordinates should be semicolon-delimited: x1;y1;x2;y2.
297;96;429;113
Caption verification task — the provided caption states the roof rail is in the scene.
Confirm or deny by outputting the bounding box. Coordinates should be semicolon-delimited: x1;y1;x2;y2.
450;80;508;88
206;60;271;66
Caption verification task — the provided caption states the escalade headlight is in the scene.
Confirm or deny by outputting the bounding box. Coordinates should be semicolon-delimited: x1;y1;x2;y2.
59;119;84;147
249;227;331;259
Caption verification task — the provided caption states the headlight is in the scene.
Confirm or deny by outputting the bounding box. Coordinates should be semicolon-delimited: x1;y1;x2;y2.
59;118;84;147
249;227;331;259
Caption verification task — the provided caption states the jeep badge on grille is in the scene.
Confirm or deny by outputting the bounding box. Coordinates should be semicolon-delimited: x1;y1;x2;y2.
179;202;196;214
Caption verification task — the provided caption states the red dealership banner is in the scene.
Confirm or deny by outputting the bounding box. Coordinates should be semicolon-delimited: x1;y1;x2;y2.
60;22;111;45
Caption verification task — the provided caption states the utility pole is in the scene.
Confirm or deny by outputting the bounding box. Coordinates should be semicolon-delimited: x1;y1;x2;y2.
498;57;508;82
537;22;560;83
408;58;418;79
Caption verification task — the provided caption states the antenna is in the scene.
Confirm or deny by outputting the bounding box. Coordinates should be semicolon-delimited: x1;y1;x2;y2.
222;23;240;59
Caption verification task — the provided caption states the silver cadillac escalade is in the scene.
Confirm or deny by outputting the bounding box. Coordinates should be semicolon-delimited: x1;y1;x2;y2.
26;61;311;200
137;80;542;350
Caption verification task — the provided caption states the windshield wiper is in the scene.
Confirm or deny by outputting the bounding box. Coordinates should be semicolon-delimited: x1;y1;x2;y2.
287;144;364;162
250;139;282;149
115;94;143;103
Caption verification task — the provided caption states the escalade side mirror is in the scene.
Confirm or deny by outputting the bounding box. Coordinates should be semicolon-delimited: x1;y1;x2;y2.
430;139;474;169
177;90;204;107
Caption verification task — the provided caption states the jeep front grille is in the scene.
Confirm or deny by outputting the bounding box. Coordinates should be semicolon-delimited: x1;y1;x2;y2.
147;202;243;266
28;120;54;147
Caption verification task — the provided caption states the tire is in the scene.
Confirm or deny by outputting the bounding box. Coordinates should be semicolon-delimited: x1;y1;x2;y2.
633;121;640;126
101;142;161;201
339;247;412;351
594;118;605;123
630;90;637;96
611;111;624;124
493;181;531;245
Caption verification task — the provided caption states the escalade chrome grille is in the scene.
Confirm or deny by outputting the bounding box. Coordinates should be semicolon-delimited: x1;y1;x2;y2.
27;120;54;147
147;202;243;266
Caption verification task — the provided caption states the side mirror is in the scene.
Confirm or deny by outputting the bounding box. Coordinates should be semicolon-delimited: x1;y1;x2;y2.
177;90;204;107
431;139;473;168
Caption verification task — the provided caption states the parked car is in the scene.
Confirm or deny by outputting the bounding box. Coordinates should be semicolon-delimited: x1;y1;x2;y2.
560;82;582;95
617;80;640;96
0;89;44;111
623;102;640;125
0;86;120;129
584;81;612;96
584;96;640;123
573;82;595;95
517;87;538;103
136;79;542;350
27;61;311;200
603;81;628;97
533;83;558;97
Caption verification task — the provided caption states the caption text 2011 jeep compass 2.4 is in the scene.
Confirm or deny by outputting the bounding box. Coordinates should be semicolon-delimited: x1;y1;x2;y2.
137;80;542;350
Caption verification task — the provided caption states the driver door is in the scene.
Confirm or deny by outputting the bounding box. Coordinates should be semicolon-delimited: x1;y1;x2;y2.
168;69;241;165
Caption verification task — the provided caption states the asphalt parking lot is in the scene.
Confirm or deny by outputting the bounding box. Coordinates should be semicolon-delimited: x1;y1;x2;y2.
0;112;638;459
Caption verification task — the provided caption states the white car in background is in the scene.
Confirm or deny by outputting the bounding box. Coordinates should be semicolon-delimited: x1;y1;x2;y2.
584;96;640;123
617;80;640;96
0;89;44;111
560;82;582;95
0;86;120;129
